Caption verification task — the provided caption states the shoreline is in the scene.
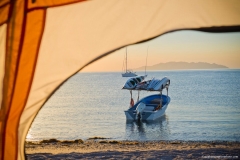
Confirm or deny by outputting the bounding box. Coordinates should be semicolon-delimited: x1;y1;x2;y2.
26;139;240;159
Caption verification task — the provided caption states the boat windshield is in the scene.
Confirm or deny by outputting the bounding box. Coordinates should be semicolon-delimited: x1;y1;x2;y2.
132;78;138;84
129;80;135;86
136;77;141;82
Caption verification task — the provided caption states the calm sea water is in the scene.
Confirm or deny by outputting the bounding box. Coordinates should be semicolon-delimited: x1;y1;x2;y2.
27;70;240;142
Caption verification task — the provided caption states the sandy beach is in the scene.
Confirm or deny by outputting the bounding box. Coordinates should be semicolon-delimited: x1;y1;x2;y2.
25;139;240;159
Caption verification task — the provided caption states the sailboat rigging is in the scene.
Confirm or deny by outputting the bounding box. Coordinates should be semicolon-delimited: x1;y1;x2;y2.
144;46;149;77
122;47;137;77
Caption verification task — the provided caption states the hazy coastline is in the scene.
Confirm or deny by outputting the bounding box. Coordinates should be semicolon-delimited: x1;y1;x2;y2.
135;62;228;71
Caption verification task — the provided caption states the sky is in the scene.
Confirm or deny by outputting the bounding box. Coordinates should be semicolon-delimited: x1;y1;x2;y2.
81;30;240;72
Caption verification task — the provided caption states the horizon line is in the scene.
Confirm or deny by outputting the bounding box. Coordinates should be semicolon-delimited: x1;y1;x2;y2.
80;68;240;73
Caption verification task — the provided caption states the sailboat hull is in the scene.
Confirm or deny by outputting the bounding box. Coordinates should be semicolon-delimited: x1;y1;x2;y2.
122;72;137;77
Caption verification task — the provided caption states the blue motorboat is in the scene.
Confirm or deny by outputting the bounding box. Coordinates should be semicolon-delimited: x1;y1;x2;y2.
122;76;170;121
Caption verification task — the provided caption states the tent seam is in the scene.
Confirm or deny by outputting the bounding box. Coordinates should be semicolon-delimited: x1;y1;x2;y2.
2;0;27;159
27;0;86;12
0;2;9;9
19;8;47;160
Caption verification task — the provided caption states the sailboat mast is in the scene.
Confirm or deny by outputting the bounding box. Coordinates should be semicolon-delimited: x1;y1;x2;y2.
145;46;149;76
126;47;127;72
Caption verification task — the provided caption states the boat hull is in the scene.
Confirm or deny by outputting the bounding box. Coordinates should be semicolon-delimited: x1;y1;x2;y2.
124;94;170;121
122;72;137;77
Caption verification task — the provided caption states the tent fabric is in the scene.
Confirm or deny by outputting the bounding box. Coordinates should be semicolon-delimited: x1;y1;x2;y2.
0;0;240;159
0;2;9;26
0;0;9;6
0;0;30;157
1;0;26;159
0;24;6;110
28;0;85;10
4;9;46;160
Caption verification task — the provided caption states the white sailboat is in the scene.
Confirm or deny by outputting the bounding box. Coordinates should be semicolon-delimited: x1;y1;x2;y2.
122;47;137;77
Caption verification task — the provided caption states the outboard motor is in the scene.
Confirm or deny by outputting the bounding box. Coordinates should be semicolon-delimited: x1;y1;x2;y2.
135;103;146;120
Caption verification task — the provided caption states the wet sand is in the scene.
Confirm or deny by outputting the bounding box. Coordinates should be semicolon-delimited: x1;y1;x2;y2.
25;139;240;159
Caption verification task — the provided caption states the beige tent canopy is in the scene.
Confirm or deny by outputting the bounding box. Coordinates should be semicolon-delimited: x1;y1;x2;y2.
0;0;240;159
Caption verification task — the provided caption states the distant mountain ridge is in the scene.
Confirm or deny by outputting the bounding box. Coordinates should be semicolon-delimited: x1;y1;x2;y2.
135;62;228;71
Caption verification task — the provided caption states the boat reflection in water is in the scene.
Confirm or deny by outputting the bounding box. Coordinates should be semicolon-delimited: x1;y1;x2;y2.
125;115;170;141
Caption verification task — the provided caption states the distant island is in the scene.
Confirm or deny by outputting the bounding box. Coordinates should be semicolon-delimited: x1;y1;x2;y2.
135;62;228;71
